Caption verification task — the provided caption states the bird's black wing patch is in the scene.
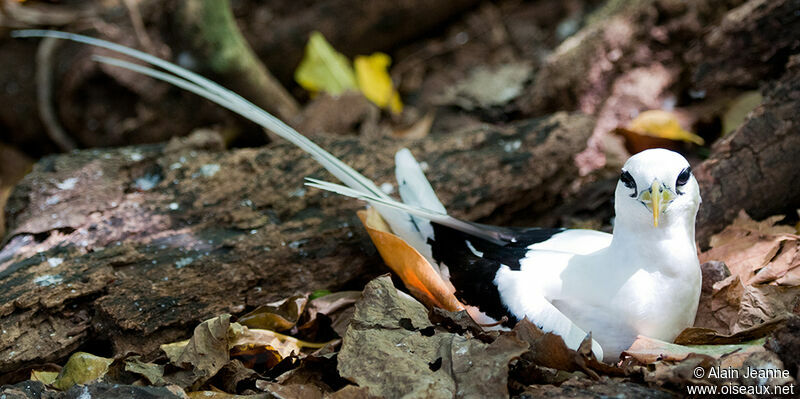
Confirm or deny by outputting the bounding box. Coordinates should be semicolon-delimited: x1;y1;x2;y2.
428;222;564;324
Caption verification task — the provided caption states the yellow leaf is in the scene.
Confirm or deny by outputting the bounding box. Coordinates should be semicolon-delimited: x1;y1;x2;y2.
626;110;705;145
231;327;328;355
355;53;403;113
229;326;332;369
52;352;113;391
294;31;357;96
358;208;463;311
30;370;59;385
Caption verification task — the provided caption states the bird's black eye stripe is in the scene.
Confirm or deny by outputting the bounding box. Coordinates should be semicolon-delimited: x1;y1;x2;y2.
676;167;692;187
620;170;637;197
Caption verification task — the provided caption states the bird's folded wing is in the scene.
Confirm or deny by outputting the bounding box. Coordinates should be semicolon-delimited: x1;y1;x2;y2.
526;229;612;255
494;266;604;360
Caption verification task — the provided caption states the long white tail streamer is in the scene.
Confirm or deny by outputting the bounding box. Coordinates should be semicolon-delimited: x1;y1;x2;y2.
12;30;509;245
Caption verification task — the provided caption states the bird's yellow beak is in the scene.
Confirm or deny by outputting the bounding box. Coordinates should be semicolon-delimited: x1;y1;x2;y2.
638;179;675;227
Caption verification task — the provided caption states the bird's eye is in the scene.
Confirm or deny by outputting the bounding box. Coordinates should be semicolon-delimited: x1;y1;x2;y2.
620;170;636;189
620;170;637;197
676;167;692;186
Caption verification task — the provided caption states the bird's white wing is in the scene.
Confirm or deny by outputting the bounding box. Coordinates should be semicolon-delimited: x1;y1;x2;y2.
527;229;612;255
495;261;604;360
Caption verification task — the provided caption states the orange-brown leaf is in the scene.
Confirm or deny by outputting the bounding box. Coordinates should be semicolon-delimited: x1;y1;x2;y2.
357;208;464;311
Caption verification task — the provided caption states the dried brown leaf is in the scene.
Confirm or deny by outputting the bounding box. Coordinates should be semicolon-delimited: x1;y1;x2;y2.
123;356;166;385
300;291;360;339
512;319;589;373
733;284;800;333
675;317;786;345
511;319;618;378
230;328;303;360
693;261;732;332
160;314;232;390
700;211;799;285
208;360;259;394
693;212;800;340
238;294;308;331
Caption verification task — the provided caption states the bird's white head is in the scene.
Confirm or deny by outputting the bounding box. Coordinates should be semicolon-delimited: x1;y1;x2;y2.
614;149;701;232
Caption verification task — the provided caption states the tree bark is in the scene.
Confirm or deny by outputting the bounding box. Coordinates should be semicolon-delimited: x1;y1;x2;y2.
686;0;800;96
695;56;800;244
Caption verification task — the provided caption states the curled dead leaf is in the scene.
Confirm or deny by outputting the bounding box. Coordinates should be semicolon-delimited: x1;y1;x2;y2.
700;211;799;286
300;290;360;339
230;326;333;371
675;317;787;345
231;328;328;358
357;208;464;312
238;294;308;331
123;356;166;385
159;314;232;390
511;319;616;378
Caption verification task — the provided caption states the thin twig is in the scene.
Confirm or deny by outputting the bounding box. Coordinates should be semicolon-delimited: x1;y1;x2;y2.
36;36;77;152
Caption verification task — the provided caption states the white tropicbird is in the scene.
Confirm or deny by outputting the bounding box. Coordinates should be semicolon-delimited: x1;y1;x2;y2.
14;30;703;362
